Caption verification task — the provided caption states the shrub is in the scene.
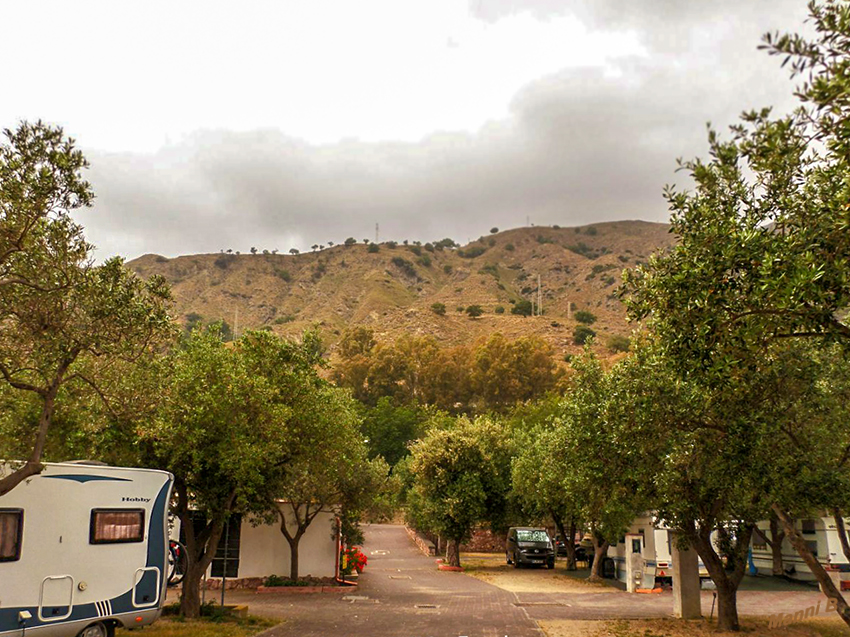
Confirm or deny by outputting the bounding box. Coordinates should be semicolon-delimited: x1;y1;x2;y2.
494;305;505;314
511;300;533;317
424;243;435;252
391;256;418;278
618;255;630;263
431;302;446;316
417;255;431;267
367;243;380;253
490;227;499;234
443;264;453;274
386;241;397;249
505;243;515;252
274;268;292;282
488;238;496;247
574;310;597;324
344;237;357;246
273;314;296;324
214;254;235;269
573;325;596;345
458;245;487;258
434;238;457;249
465;304;484;318
479;264;499;278
456;306;465;313
585;226;598;236
409;245;422;256
607;334;630;353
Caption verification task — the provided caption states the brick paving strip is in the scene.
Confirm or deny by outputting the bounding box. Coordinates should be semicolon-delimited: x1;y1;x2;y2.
217;524;831;637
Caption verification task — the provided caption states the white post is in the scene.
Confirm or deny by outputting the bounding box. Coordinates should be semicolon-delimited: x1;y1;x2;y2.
672;534;702;618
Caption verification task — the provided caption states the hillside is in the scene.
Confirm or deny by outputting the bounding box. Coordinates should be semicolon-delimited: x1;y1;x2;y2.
127;221;675;359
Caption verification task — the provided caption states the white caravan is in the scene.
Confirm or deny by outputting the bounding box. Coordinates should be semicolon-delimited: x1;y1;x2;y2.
751;516;850;582
608;514;710;589
0;462;173;637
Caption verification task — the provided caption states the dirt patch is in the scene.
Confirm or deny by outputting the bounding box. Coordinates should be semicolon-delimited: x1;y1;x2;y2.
538;617;848;637
461;553;618;594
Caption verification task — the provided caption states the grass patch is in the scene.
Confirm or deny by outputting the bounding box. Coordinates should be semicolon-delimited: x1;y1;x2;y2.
121;606;278;637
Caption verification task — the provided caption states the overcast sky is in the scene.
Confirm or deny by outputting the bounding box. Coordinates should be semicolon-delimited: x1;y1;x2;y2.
2;1;809;259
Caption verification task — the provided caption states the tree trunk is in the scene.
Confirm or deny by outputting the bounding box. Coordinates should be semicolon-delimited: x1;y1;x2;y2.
755;517;786;577
688;522;752;632
551;512;577;570
588;535;609;582
446;538;461;567
833;509;850;564
179;563;204;618
285;532;303;581
773;504;850;629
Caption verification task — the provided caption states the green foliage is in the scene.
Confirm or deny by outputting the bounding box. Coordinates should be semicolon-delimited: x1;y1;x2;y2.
430;302;446;316
572;325;596;345
606;334;630;353
359;397;429;467
367;243;380;253
458;245;487;258
433;238;457;249
408;416;513;564
391;256;418;279
494;305;505;314
344;237;356;246
443;264;453;274
465;304;484;319
479;264;499;278
273;314;296;325
274;268;292;282
574;310;597;325
417;254;431;267
490;227;499;234
505;243;515;252
511;299;533;317
409;245;422;256
214;254;235;269
585;226;598;236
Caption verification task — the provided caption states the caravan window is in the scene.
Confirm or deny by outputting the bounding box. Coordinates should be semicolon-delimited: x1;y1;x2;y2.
0;509;23;561
90;509;145;544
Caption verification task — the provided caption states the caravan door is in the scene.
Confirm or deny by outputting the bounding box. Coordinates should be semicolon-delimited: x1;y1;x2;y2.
38;574;74;622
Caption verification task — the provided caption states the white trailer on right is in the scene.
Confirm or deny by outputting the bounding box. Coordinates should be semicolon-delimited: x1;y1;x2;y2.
751;515;850;583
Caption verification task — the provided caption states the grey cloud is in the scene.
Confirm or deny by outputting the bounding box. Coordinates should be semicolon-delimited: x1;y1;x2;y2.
80;4;807;260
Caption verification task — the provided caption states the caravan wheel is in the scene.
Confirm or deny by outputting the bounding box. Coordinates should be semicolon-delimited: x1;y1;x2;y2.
77;622;113;637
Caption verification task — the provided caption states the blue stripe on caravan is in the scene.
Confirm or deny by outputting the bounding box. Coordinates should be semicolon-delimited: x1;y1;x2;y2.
43;475;132;483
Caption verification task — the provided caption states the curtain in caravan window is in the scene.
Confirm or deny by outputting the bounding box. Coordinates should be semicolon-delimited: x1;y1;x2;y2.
91;509;145;543
0;510;23;560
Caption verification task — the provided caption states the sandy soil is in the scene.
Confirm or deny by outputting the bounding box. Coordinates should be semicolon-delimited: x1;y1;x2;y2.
538;617;848;637
461;553;619;594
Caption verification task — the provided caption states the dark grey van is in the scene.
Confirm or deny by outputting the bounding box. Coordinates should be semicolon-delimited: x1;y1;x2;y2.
506;527;555;568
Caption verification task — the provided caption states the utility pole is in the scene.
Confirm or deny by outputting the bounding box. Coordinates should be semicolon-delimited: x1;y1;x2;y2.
375;223;379;244
537;274;542;316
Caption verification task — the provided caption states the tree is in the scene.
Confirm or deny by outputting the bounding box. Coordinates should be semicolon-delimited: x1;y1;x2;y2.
490;227;499;234
289;248;299;255
344;237;357;247
465;304;483;319
408;416;512;567
250;246;257;254
367;243;380;253
141;328;290;617
360;397;429;467
621;3;850;626
511;299;532;317
572;325;595;345
430;302;446;316
573;310;596;325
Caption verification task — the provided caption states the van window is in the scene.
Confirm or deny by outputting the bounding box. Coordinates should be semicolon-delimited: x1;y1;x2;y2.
90;509;145;544
0;509;23;561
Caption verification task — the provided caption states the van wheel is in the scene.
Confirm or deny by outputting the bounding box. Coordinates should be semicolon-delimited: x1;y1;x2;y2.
78;622;112;637
506;551;512;565
513;556;520;569
547;560;555;569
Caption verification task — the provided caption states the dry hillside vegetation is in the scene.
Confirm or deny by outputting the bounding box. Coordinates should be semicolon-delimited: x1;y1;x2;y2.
128;221;674;360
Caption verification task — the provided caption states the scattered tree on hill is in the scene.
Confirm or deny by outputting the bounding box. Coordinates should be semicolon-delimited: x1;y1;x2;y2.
250;247;257;254
490;227;499;234
289;248;299;255
367;243;380;253
344;237;357;247
572;325;595;345
511;299;533;317
465;304;483;319
431;302;446;316
574;310;596;325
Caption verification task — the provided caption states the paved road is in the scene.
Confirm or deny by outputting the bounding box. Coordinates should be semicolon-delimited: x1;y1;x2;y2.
226;524;829;636
251;524;542;637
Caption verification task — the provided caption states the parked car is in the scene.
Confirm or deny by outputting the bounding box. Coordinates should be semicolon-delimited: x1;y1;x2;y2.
506;527;555;569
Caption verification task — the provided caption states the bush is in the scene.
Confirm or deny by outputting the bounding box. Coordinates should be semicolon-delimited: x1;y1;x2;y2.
391;256;418;278
466;304;484;318
511;299;533;317
573;325;596;345
214;254;235;269
585;226;598;236
456;306;465;313
443;264;453;274
431;302;446;316
424;243;435;252
417;255;431;267
505;243;515;252
607;334;630;353
495;305;505;314
409;245;422;256
490;227;499;234
274;268;291;282
458;245;487;258
386;240;398;249
488;238;496;247
434;238;457;249
344;237;357;246
273;314;296;324
367;243;380;253
574;310;597;325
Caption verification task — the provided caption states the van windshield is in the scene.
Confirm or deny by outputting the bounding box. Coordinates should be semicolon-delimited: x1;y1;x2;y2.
516;530;549;543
